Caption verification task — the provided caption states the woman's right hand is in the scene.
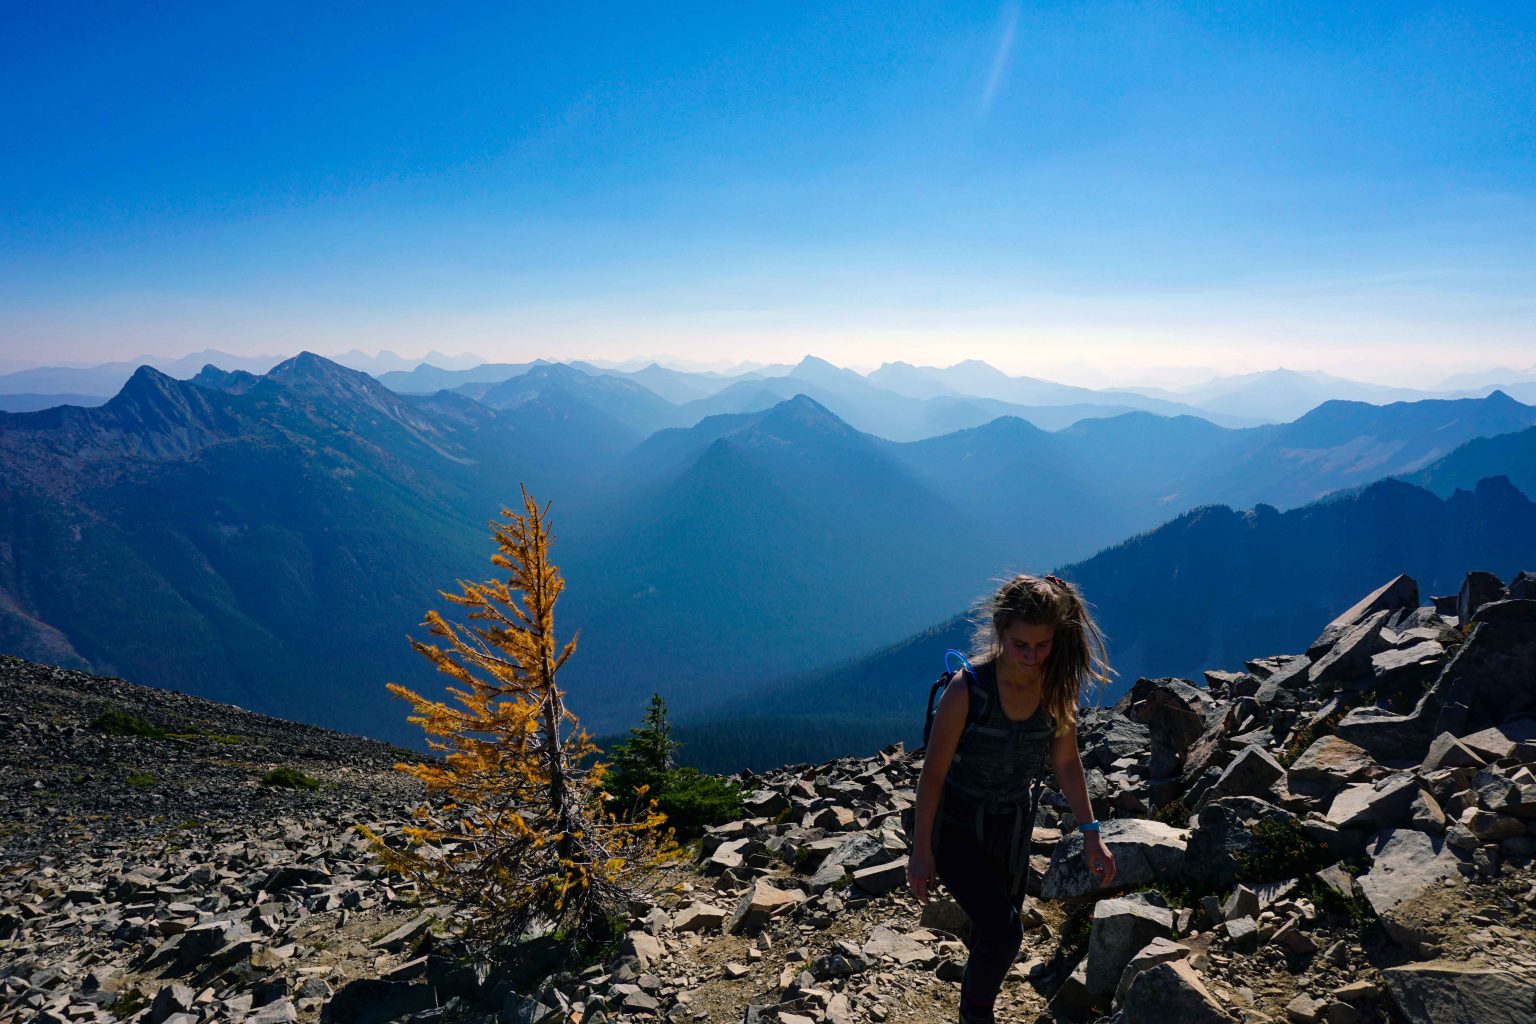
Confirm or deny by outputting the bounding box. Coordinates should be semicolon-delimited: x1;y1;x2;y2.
907;847;936;904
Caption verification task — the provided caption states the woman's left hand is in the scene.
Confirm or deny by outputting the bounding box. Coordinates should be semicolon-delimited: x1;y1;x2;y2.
1085;833;1116;887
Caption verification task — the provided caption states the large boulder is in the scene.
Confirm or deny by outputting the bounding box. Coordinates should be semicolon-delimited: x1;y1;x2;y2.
1085;898;1175;1004
1459;719;1536;762
1457;571;1507;628
1181;706;1241;787
1080;714;1152;771
1308;610;1394;687
1324;774;1421;833
1126;678;1214;780
1117;959;1236;1023
820;831;889;872
1181;800;1297;891
728;880;806;935
1381;961;1536;1024
1433;600;1536;736
1308;575;1419;657
1334;701;1438;763
1355;829;1465;946
1194;745;1283;809
1042;819;1187;900
1286;735;1381;797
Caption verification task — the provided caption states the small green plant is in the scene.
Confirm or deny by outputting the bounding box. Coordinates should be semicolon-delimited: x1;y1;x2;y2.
1235;817;1329;884
1277;705;1349;767
1295;874;1373;927
169;729;243;744
601;693;744;839
1134;878;1203;910
261;766;321;790
90;709;166;739
1150;799;1190;827
125;771;157;788
113;988;150;1019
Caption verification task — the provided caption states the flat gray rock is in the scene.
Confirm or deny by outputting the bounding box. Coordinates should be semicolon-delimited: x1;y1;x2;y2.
1382;960;1536;1024
1356;829;1464;946
1085;897;1175;1003
1042;819;1187;900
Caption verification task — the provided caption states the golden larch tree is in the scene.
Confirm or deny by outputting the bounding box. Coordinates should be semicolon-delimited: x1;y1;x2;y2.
367;488;676;948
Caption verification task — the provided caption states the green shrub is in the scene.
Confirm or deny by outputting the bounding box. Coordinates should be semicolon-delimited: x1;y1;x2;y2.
1235;817;1329;883
652;768;745;837
261;766;320;790
1295;875;1373;927
125;771;157;787
600;694;744;839
168;729;243;744
1150;799;1190;827
90;709;166;739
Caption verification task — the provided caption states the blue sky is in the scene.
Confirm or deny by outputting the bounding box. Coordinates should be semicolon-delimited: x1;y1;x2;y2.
2;2;1533;384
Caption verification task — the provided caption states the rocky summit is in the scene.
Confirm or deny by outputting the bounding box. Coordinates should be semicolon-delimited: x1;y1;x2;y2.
3;570;1536;1024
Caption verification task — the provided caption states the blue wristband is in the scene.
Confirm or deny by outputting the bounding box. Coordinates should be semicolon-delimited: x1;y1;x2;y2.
1078;820;1101;834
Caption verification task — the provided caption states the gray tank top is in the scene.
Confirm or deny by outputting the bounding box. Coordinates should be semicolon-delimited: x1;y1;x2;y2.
943;660;1055;809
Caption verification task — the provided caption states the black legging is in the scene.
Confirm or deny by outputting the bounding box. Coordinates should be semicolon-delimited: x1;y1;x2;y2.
934;811;1029;1018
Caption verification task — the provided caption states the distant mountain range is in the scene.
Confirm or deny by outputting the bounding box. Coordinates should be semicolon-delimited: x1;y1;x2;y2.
19;353;1536;435
681;473;1536;773
4;351;1536;747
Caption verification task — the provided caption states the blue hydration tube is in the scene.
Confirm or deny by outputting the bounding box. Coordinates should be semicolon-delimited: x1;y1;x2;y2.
944;649;976;678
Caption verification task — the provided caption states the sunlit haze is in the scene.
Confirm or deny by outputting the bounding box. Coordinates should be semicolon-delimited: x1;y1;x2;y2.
3;3;1533;388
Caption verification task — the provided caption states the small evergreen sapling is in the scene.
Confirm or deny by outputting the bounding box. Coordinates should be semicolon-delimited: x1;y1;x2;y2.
366;489;676;950
604;692;743;839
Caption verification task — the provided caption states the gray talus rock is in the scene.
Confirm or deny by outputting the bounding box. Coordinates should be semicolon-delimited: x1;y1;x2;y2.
1355;828;1465;946
1287;734;1380;798
1457;571;1507;628
1433;599;1536;736
727;880;805;935
860;925;937;968
851;857;906;895
1459;719;1536;761
1085;897;1175;1004
1334;700;1438;763
1113;936;1189;1007
1042;819;1186;900
1324;774;1421;832
819;831;888;872
1419;732;1487;773
1126;678;1214;781
1308;575;1419;657
320;979;438;1024
1381;960;1536;1024
1117;959;1237;1023
1309;610;1394;687
1194;745;1283;809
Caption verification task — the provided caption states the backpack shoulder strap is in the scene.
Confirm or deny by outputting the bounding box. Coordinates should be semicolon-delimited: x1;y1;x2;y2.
922;650;986;748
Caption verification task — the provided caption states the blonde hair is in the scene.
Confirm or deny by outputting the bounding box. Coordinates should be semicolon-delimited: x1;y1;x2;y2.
969;573;1113;734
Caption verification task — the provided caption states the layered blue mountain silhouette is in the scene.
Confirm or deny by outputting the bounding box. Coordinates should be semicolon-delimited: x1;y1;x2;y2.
4;351;1535;753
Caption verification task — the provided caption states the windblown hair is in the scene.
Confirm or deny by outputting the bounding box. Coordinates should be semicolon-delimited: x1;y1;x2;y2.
969;573;1113;735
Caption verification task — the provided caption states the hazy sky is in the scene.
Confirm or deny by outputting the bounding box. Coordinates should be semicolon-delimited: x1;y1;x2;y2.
3;2;1534;385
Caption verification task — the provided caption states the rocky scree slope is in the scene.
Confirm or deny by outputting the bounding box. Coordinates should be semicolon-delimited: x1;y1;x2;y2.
4;570;1536;1024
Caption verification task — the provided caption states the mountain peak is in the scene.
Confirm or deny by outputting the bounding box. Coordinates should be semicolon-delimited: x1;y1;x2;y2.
109;365;183;406
745;393;862;442
789;355;863;386
265;352;401;404
190;364;260;394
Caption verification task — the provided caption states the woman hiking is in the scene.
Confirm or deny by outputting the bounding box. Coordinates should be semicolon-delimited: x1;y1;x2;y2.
906;573;1117;1024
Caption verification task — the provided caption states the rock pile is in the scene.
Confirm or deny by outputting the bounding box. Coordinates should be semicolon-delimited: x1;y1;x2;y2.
3;570;1536;1024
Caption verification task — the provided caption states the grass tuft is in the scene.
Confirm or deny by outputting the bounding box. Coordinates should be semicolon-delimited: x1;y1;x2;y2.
261;766;321;790
90;708;166;739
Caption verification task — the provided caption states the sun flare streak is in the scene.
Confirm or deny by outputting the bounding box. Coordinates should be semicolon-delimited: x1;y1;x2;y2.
980;2;1020;117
